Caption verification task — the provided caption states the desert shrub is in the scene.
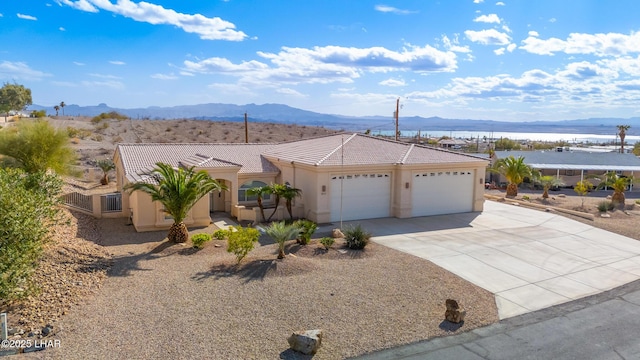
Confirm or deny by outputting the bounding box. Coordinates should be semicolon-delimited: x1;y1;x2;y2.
636;200;640;206
294;219;317;245
91;111;128;123
226;225;260;263
319;237;335;250
0;169;63;300
213;229;229;240
522;195;530;201
597;201;614;212
344;224;371;250
191;233;212;249
91;134;103;142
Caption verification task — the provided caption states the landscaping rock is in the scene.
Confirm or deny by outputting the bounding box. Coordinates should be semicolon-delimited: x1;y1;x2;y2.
445;299;466;324
601;213;611;218
41;325;53;336
332;229;344;238
558;194;566;198
287;329;323;355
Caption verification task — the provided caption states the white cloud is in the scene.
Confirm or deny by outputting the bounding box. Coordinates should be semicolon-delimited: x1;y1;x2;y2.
276;88;306;97
58;0;247;41
528;30;539;37
494;48;506;55
496;2;505;5
442;35;471;53
59;27;66;31
502;25;511;33
150;73;179;80
549;18;557;23
179;71;194;77
109;60;126;65
507;43;516;52
374;5;417;14
73;61;85;66
80;80;124;89
184;44;457;86
521;31;640;56
473;0;484;3
464;29;511;45
474;14;500;24
89;73;122;79
17;13;37;21
379;78;406;87
0;61;50;80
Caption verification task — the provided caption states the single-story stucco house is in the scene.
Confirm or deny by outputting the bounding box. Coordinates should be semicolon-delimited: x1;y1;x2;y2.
493;150;640;188
113;133;489;232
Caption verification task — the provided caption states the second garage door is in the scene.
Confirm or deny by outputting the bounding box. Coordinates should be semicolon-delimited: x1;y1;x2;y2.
412;170;474;217
330;173;391;222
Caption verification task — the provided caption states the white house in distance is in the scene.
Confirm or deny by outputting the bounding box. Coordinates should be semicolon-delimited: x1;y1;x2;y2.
113;133;489;232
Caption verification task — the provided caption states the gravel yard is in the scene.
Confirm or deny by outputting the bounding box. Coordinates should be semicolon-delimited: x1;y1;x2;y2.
25;216;497;360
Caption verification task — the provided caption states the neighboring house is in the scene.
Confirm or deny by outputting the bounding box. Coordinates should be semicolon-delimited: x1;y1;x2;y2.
493;150;640;188
114;133;489;232
438;138;468;149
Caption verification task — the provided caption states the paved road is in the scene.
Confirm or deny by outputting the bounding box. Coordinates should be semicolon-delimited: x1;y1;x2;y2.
354;279;640;359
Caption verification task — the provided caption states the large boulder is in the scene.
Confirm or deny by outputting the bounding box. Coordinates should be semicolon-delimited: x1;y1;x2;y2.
332;228;344;238
287;329;323;355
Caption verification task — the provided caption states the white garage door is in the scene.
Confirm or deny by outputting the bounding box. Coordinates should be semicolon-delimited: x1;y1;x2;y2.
331;173;391;222
412;170;474;217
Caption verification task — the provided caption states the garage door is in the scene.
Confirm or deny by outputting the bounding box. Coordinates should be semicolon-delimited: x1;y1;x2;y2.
331;173;391;222
412;170;474;217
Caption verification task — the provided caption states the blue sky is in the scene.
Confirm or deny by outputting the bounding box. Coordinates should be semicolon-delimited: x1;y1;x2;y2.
1;1;640;121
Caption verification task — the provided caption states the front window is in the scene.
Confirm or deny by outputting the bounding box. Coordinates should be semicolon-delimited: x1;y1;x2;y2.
238;180;271;203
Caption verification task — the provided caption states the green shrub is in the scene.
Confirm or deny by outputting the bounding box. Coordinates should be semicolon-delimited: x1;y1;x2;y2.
226;225;260;263
344;224;371;250
522;195;530;201
597;201;614;212
294;219;317;245
0;169;62;300
191;233;212;249
213;229;228;240
319;236;335;250
635;199;640;206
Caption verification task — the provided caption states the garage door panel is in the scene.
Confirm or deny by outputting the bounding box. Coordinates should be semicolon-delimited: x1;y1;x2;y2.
412;170;474;217
331;173;390;222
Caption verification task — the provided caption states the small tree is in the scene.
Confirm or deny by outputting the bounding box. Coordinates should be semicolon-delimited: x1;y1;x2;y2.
226;226;260;263
265;221;301;259
0;82;32;121
53;105;60;116
574;180;593;208
267;183;288;221
281;185;302;220
96;159;115;185
0;120;76;175
589;172;633;208
617;125;630;154
60;101;66;116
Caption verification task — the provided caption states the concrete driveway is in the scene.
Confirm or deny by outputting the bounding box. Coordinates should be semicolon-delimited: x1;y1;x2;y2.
347;201;640;319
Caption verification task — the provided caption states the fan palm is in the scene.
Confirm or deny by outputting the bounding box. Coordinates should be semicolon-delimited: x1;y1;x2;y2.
618;125;630;154
247;185;271;222
536;175;565;199
96;159;115;185
589;171;632;207
53;105;60;116
280;185;302;220
490;156;535;197
59;101;66;116
124;162;227;243
265;221;301;259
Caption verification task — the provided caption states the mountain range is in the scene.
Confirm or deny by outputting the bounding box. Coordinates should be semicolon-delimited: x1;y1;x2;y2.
30;102;640;135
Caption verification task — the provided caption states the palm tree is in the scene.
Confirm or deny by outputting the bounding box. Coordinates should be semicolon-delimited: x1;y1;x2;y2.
281;185;302;220
53;105;60;116
247;185;271;222
59;101;66;116
265;221;301;259
490;155;536;197
124;162;227;243
267;183;288;221
536;175;565;199
617;125;630;153
96;159;115;185
591;171;632;207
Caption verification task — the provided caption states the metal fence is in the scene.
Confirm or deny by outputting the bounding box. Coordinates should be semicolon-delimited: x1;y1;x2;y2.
101;193;122;213
62;192;93;212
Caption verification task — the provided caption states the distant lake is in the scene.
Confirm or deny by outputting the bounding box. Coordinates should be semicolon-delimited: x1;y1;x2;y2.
372;130;640;144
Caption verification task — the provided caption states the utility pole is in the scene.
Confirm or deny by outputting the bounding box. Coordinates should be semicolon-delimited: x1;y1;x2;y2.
395;97;400;141
244;112;248;143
